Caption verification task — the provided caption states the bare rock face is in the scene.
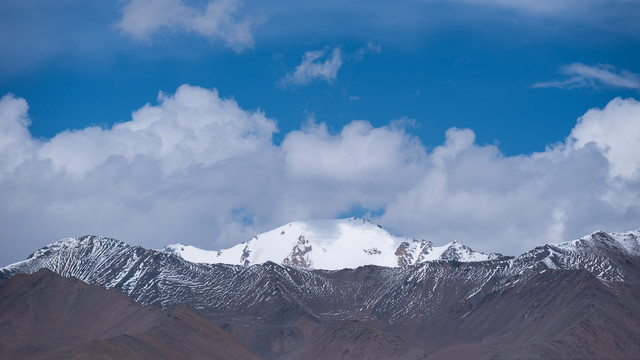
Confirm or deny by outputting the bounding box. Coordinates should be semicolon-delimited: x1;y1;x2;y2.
363;247;381;255
283;235;313;267
241;245;251;266
394;241;412;266
414;240;435;263
395;239;437;266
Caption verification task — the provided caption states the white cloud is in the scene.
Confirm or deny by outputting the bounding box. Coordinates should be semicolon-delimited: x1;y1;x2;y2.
282;120;426;182
379;130;616;253
116;0;255;51
1;86;640;266
37;85;276;176
282;47;343;86
569;97;640;179
281;42;379;88
534;63;640;90
0;85;282;265
378;98;640;253
0;94;37;177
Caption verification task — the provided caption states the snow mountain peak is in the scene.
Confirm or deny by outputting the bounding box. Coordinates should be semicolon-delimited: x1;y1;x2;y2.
164;217;498;270
573;229;640;255
26;235;125;261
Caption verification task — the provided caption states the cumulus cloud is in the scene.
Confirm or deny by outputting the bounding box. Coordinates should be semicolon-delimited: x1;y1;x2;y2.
282;46;343;86
37;85;275;176
1;86;640;266
569;97;640;179
0;85;281;265
0;94;37;176
379;98;640;252
534;63;640;90
116;0;255;51
282;120;425;182
380;130;616;253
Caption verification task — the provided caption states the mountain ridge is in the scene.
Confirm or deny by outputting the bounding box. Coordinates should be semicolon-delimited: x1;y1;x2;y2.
1;225;640;359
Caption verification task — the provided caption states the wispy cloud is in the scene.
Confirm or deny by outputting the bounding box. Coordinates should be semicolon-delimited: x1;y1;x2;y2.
352;41;382;62
116;0;255;52
534;63;640;90
366;41;382;54
357;41;382;56
442;0;640;15
281;46;343;87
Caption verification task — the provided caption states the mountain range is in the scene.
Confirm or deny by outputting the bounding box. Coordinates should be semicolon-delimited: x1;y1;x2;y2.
2;218;640;359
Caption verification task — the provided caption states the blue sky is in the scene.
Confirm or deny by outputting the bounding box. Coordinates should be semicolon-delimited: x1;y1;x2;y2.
1;0;640;265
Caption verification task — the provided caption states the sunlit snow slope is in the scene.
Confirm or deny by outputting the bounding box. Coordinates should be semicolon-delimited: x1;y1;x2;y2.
164;217;500;270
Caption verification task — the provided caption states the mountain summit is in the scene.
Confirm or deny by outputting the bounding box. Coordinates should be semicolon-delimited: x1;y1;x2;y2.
164;217;501;270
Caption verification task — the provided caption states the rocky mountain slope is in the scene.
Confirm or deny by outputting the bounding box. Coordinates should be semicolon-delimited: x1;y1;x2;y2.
1;226;639;359
0;268;260;360
164;218;501;269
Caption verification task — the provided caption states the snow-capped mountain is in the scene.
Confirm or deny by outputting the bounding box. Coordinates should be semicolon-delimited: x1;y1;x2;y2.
1;227;640;359
164;217;501;270
510;229;640;282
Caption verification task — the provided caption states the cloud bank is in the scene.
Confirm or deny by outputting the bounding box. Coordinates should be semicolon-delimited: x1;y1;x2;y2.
116;0;255;51
1;85;640;266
